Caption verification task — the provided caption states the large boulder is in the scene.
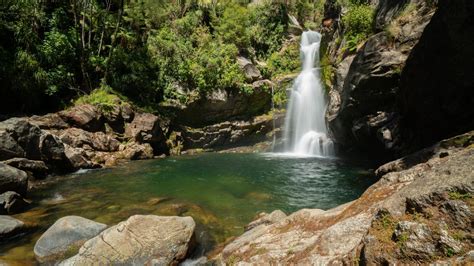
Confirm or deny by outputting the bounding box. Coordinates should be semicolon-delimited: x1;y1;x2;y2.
34;216;107;263
0;191;29;214
0;118;42;161
59;128;120;152
29;113;69;130
39;132;71;172
125;113;166;153
63;145;95;170
3;158;49;179
0;163;28;195
0;215;27;240
61;215;195;265
59;104;104;132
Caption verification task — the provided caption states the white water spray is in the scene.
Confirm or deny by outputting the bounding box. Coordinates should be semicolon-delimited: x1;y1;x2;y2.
283;31;334;157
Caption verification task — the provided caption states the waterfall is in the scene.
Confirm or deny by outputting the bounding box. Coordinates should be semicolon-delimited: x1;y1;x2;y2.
283;31;334;157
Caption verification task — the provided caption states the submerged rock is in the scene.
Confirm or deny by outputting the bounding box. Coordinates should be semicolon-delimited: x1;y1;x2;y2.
0;163;28;195
61;215;195;265
0;215;27;240
34;216;107;263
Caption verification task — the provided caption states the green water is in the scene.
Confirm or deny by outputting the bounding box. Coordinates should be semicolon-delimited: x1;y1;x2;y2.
0;153;374;264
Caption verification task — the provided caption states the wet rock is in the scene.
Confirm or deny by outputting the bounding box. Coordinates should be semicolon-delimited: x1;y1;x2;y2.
59;104;104;132
0;163;28;195
393;221;436;259
29;113;69;130
34;216;107;263
237;56;262;82
245;210;287;232
3;158;49;179
0;191;29;214
59;128;120;152
61;215;195;265
0;215;26;240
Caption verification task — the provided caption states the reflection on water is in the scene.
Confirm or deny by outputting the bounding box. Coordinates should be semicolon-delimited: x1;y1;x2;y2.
0;153;374;264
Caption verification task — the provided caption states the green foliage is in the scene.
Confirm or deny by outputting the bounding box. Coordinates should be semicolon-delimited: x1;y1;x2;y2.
248;3;289;60
75;86;125;112
265;41;300;79
320;53;333;89
448;191;471;200
0;0;299;113
342;3;374;52
215;3;250;51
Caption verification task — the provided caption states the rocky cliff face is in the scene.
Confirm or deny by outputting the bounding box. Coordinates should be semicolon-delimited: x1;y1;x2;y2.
324;0;474;160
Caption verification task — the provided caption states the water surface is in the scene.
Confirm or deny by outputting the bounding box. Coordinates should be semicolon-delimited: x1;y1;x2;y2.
0;153;375;264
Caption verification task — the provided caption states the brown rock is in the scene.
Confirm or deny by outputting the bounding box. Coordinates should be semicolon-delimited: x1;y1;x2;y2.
59;104;103;132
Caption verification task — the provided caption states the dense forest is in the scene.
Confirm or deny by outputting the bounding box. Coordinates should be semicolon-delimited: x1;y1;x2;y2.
0;0;318;113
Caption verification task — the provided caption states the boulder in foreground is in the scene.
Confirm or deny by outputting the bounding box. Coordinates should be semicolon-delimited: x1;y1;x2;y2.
61;215;195;265
34;216;107;263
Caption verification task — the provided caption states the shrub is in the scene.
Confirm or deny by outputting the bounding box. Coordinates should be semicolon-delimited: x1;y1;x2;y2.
74;85;126;113
342;3;374;51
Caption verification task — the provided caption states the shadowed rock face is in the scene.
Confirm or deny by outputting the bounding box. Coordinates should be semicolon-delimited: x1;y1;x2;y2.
398;0;474;152
215;132;474;264
61;215;196;265
0;163;28;196
325;0;474;160
174;87;272;128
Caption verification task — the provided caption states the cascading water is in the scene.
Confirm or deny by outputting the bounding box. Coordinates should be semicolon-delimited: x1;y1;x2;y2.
283;31;334;157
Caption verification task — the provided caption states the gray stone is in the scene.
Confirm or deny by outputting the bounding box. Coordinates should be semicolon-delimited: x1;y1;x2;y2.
61;215;195;265
3;158;49;179
0;191;29;214
237;56;262;81
0;163;28;195
34;216;107;263
0;215;26;240
393;221;436;259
